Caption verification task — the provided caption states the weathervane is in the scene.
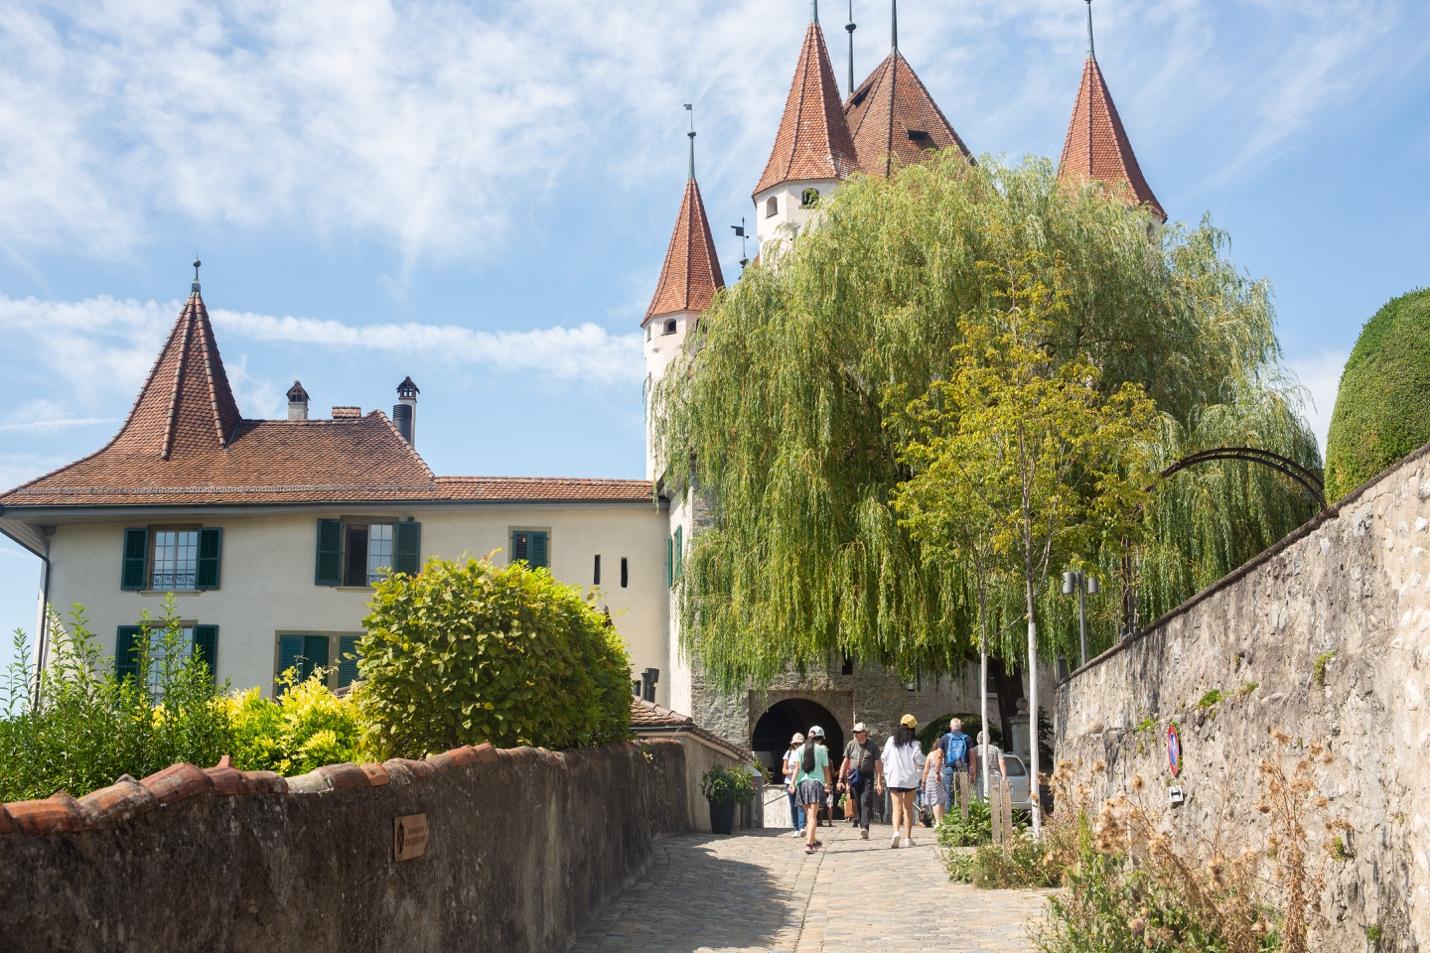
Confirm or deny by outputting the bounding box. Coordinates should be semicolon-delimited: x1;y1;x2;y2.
684;103;696;178
731;219;749;270
191;256;202;294
846;0;856;94
1086;0;1095;58
892;0;898;50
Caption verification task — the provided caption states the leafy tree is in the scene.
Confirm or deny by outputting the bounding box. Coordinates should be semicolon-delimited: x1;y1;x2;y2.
656;155;1318;686
889;266;1159;834
1325;288;1430;499
357;556;632;758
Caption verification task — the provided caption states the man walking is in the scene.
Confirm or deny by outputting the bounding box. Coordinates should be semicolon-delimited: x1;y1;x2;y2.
938;718;973;813
838;722;883;840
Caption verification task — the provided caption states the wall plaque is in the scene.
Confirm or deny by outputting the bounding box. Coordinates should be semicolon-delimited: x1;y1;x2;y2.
393;814;429;862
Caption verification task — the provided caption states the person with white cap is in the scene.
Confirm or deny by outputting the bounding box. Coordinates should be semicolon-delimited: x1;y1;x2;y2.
838;721;883;840
783;732;807;837
881;714;926;848
792;725;833;855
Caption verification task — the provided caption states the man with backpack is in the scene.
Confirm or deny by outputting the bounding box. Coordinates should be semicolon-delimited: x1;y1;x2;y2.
837;722;883;840
938;718;973;813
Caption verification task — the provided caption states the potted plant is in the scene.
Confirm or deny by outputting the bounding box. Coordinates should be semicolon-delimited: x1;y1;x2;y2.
700;764;755;835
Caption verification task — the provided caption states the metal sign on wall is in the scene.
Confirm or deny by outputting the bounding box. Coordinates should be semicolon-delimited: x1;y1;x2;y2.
394;814;430;862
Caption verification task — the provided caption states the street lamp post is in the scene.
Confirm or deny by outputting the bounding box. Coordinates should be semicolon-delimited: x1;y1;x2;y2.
1061;570;1100;667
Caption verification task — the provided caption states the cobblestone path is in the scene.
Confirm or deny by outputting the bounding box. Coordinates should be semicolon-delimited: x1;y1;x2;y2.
570;823;1050;953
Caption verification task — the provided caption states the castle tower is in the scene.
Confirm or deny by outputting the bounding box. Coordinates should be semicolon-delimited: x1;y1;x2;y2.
752;5;859;257
643;125;724;481
844;0;972;177
1056;0;1166;222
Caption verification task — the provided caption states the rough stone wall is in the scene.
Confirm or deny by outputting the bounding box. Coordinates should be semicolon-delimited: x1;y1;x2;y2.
1056;445;1430;952
0;741;689;953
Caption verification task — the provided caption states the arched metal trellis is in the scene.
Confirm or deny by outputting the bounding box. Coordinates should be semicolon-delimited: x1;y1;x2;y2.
1158;446;1326;510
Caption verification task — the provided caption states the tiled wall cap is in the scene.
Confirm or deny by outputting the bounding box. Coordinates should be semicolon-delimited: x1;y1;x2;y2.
204;766;249;796
471;742;500;763
78;776;158;826
358;763;391;787
424;752;454;771
0;805;15;835
439;745;482;767
285;771;333;795
6;795;86;835
141;763;214;806
380;759;419;787
239;771;287;794
316;763;373;791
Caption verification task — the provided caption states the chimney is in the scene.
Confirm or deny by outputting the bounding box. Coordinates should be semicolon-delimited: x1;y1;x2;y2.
331;406;361;419
394;376;419;445
286;380;310;421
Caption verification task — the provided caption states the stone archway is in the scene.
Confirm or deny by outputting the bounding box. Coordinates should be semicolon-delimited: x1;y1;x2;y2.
751;698;845;784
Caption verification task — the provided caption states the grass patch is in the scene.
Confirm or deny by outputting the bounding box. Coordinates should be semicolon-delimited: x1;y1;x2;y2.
1313;651;1336;687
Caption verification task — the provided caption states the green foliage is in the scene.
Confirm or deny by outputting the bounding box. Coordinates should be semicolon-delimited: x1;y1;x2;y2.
0;603;230;802
1325;288;1430;499
699;764;756;804
917;714;1000;751
1197;689;1227;709
221;670;363;776
1312;651;1336;687
1238;681;1259;697
1366;924;1382;942
945;833;1060;889
657;155;1318;685
357;556;632;758
936;798;993;848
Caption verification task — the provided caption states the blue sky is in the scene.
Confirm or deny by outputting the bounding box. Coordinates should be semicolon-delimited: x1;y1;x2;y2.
2;0;1428;661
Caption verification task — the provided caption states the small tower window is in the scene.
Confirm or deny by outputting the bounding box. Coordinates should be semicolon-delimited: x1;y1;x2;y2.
663;319;678;336
801;188;820;208
765;196;778;218
645;324;652;341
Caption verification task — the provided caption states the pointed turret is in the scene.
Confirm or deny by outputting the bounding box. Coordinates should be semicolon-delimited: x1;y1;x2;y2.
844;2;971;177
110;265;242;459
1056;3;1165;222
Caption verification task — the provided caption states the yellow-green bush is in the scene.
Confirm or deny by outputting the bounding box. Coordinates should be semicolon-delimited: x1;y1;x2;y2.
222;671;363;776
357;556;632;758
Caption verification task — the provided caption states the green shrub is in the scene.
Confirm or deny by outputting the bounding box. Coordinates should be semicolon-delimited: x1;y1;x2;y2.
0;604;230;802
700;764;756;804
222;670;363;776
1325;288;1430;499
947;832;1061;889
357;556;632;758
936;798;993;848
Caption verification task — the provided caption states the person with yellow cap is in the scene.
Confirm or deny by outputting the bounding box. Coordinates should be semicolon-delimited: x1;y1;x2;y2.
880;714;926;848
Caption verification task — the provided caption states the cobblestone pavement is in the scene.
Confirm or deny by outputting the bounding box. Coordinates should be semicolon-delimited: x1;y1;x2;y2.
570;823;1050;953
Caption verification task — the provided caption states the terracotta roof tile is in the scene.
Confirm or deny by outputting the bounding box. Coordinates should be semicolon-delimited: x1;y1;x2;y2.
433;477;652;503
844;49;971;177
753;19;860;197
646;177;725;321
1056;56;1165;222
630;699;753;762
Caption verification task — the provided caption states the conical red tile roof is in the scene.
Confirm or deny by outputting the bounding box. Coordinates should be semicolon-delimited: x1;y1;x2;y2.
753;19;860;197
647;177;725;321
110;292;243;458
844;49;971;177
1056;56;1165;222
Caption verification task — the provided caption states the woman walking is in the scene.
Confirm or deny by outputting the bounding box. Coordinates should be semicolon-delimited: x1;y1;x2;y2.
793;725;833;855
881;714;925;848
784;733;806;836
920;735;947;825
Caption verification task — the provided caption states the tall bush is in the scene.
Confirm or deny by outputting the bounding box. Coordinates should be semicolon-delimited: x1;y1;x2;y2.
357;556;632;758
221;670;363;776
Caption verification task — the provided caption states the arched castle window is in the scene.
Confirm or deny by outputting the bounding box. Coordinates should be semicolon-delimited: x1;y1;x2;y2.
765;196;778;218
663;319;678;335
801;188;820;208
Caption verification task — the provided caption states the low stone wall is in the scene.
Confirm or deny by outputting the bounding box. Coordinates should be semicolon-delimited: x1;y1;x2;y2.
1056;445;1430;953
0;741;689;953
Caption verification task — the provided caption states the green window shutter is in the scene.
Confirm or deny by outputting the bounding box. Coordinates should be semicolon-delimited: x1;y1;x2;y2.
196;528;223;589
511;530;528;563
115;626;142;681
192;625;218;677
394;521;421;575
304;636;330;682
315;519;343;586
529;531;549;569
121;529;148;591
674;525;683;580
337;636;360;689
666;535;673;588
278;635;304;687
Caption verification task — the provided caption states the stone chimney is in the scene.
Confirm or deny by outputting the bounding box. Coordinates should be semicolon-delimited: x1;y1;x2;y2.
286;380;310;421
393;376;419;445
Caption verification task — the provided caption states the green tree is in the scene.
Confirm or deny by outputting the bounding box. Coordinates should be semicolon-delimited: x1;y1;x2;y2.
1325;288;1430;499
656;155;1318;686
889;265;1159;834
357;556;632;758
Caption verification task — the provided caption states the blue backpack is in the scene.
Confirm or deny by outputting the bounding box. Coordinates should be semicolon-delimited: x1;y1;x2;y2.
942;731;970;767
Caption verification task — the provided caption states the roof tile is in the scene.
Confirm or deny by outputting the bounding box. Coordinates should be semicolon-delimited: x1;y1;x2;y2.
844;50;971;177
754;19;860;196
646;177;725;320
1056;56;1165;222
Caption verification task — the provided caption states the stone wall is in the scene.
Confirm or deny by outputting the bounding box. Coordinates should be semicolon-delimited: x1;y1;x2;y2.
1056;445;1430;952
0;741;689;953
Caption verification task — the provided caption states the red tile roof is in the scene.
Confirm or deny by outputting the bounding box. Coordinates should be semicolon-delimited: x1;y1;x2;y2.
0;296;655;510
630;699;752;761
1056;56;1166;222
753;19;860;197
646;177;725;321
844;49;971;177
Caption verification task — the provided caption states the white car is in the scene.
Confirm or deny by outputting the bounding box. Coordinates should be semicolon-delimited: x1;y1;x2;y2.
998;753;1033;812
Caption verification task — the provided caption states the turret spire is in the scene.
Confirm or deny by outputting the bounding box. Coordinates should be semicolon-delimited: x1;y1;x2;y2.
191;256;201;295
812;0;818;24
845;0;856;95
685;103;696;178
892;0;898;50
1086;0;1095;58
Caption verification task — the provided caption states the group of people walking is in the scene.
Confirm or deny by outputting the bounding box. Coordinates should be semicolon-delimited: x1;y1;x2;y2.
782;715;1007;855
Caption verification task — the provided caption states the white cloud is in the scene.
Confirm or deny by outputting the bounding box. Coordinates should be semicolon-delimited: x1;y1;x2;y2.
1288;350;1348;455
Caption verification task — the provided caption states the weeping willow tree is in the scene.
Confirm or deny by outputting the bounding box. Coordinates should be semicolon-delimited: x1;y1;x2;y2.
656;155;1321;687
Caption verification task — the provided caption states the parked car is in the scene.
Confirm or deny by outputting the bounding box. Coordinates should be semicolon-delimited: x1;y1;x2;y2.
1001;753;1032;812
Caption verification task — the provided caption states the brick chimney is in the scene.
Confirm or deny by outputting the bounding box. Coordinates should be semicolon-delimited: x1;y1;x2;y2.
393;376;419;446
286;381;310;421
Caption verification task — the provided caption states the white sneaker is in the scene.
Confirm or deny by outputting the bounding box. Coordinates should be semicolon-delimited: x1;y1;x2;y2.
890;832;901;849
901;837;914;848
790;828;804;837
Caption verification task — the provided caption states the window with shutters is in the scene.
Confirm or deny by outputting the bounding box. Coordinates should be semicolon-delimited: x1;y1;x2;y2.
509;529;551;569
315;519;421;586
765;195;778;217
116;622;218;694
673;525;684;581
275;632;362;692
121;526;222;591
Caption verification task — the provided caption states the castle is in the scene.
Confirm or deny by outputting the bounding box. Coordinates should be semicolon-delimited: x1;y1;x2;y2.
0;2;1162;777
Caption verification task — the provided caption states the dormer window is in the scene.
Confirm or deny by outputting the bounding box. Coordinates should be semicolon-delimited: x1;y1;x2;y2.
801;188;820;208
765;196;778;218
663;319;678;336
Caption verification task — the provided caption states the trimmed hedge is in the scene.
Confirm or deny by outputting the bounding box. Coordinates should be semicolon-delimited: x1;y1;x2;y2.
1325;288;1430;499
357;556;632;758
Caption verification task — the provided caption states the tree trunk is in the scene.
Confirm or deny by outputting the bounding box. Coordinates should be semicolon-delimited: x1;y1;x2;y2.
1025;577;1042;839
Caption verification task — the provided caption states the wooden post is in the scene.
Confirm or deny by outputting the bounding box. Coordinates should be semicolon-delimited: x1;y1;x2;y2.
990;782;1006;846
956;773;971;823
998;778;1014;845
